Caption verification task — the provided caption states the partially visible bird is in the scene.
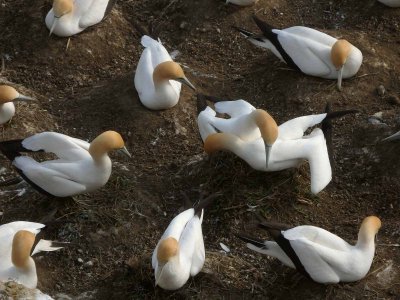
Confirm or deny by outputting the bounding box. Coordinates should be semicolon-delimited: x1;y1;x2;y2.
152;195;216;290
0;281;54;300
226;0;258;6
45;0;117;37
134;26;195;110
0;131;131;198
382;130;400;142
377;0;400;7
237;216;381;284
0;85;35;125
197;94;357;194
0;221;64;289
234;15;363;90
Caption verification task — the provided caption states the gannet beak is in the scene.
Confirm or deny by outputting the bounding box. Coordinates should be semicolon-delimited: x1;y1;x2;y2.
337;66;344;91
118;146;132;158
264;141;272;168
176;77;196;91
13;94;36;102
382;131;400;142
49;17;60;37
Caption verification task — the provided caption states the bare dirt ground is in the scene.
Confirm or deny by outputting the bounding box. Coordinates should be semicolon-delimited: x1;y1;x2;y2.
0;0;399;299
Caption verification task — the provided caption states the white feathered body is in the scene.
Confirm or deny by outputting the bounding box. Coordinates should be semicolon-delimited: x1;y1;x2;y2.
0;102;16;124
378;0;400;7
45;0;111;37
134;36;182;110
13;132;112;197
198;100;332;194
152;209;205;290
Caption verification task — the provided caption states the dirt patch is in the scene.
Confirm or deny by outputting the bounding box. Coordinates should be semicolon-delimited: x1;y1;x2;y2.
0;0;399;299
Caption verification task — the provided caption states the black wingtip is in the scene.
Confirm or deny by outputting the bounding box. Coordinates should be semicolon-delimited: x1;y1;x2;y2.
194;192;221;217
197;94;208;115
133;22;157;40
236;232;266;249
232;25;255;37
251;14;275;36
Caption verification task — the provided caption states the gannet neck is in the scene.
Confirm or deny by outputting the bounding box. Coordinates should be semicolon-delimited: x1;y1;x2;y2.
204;132;239;154
88;131;125;161
0;85;18;104
153;61;185;86
331;39;352;70
52;0;74;18
157;237;179;264
11;231;36;270
252;109;278;146
356;216;381;248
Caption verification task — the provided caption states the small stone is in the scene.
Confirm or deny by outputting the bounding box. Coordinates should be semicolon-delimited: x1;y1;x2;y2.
387;95;400;106
376;85;385;96
179;21;188;30
77;258;84;264
84;260;94;267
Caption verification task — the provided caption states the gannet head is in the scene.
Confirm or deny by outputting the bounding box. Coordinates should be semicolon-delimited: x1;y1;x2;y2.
12;230;36;269
0;85;35;104
155;237;179;287
252;109;278;168
153;61;196;91
89;131;131;159
331;39;352;91
358;216;382;246
49;0;73;36
204;132;236;155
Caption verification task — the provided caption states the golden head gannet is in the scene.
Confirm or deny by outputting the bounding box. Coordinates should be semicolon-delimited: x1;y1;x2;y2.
0;131;131;197
226;0;258;6
197;94;357;194
234;15;363;90
0;85;35;124
152;196;216;290
377;0;400;7
134;34;195;110
0;221;64;289
45;0;117;37
383;130;400;142
238;216;382;283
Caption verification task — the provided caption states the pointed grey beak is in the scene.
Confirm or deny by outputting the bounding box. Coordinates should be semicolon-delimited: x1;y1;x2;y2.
264;141;272;169
118;146;132;158
176;76;196;91
13;94;36;102
382;131;400;142
337;66;344;91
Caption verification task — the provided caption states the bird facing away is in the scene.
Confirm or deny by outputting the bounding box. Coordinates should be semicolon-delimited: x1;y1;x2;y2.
234;15;363;90
151;196;214;290
0;221;64;289
377;0;400;7
237;216;381;284
197;94;357;194
226;0;258;6
134;35;195;110
0;131;131;197
0;85;35;124
45;0;117;37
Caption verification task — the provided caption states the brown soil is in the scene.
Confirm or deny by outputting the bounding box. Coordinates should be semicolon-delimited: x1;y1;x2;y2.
0;0;399;299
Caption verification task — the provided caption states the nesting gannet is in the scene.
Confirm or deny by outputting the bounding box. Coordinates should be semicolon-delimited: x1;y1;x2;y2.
134;33;195;110
0;221;64;288
0;131;131;197
238;216;381;283
378;0;400;7
45;0;117;37
0;85;35;125
383;130;400;141
234;15;363;90
0;281;54;300
152;196;216;290
226;0;258;6
197;94;357;194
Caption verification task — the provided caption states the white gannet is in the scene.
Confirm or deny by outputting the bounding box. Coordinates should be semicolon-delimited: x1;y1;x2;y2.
0;221;64;288
152;196;216;290
383;130;400;141
1;281;54;300
0;85;35;125
197;94;357;194
0;131;131;197
237;216;381;283
45;0;117;37
378;0;400;7
134;34;195;110
226;0;258;6
234;15;363;90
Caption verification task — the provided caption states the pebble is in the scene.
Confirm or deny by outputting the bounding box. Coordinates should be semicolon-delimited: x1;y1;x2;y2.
376;85;385;96
77;258;84;264
179;21;188;30
85;261;94;267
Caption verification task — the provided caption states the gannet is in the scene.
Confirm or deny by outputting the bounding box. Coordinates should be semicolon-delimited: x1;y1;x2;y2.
0;131;131;197
134;34;195;110
226;0;258;6
1;281;54;300
234;15;363;90
378;0;400;7
238;216;381;283
45;0;117;37
197;94;357;194
383;130;400;141
152;196;216;290
0;221;64;288
0;85;35;125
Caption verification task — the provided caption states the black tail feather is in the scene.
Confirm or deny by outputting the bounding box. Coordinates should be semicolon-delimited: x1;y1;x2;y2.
133;22;157;40
251;14;275;38
232;25;255;37
236;233;266;249
0;139;30;161
194;192;221;217
196;94;208;115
